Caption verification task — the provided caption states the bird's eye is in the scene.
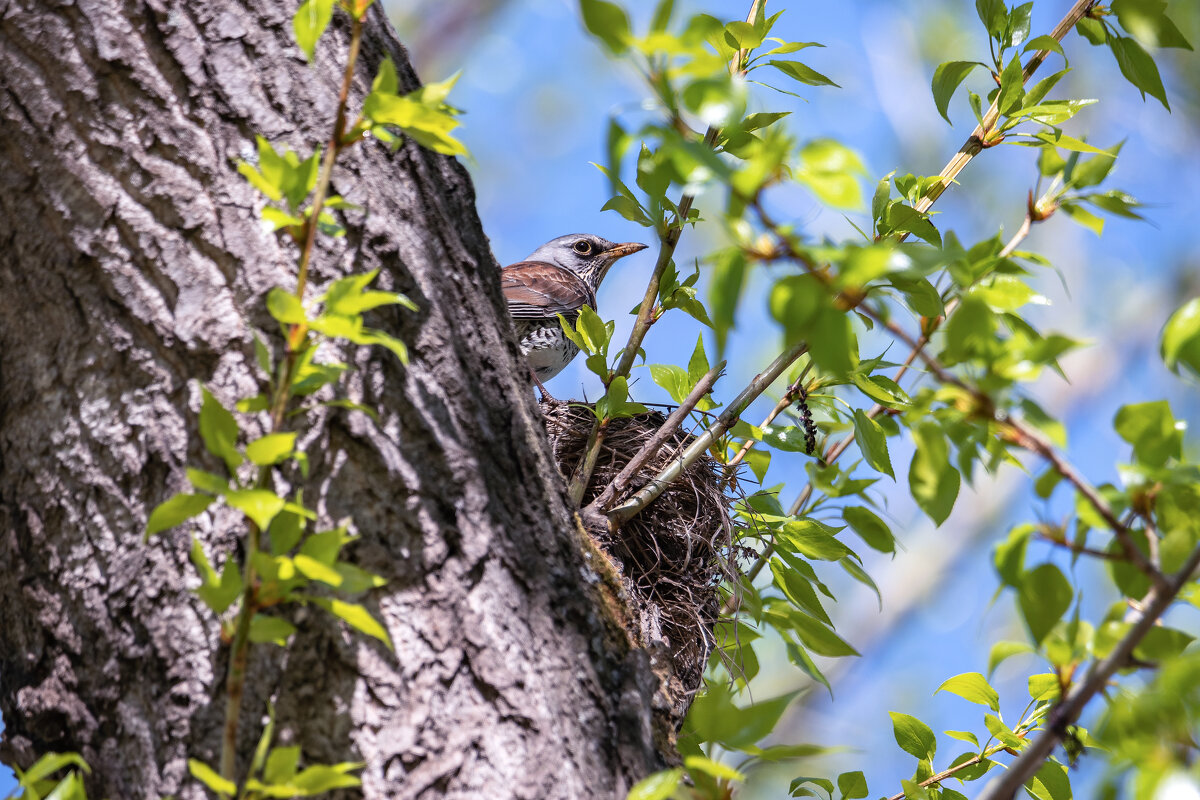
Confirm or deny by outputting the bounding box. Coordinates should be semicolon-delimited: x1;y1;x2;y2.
573;240;592;255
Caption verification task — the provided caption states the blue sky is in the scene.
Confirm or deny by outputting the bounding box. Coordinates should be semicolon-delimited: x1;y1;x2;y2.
4;1;1198;796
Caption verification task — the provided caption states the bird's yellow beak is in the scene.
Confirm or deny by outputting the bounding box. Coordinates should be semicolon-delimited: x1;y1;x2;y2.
604;242;649;259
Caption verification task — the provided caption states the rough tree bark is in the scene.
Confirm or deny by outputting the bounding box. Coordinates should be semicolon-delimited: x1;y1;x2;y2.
0;2;665;797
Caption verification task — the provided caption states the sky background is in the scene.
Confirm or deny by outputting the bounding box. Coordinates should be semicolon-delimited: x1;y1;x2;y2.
4;1;1199;796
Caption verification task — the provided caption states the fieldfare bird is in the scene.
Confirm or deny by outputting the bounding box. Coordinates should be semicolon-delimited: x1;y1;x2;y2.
502;234;647;395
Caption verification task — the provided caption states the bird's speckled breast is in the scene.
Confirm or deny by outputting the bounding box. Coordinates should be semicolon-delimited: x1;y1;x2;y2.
516;320;581;381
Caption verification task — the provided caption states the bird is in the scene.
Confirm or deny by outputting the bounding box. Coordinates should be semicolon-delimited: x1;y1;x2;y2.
501;233;647;397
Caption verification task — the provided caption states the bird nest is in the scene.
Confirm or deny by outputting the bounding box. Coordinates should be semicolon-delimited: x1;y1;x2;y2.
538;399;737;725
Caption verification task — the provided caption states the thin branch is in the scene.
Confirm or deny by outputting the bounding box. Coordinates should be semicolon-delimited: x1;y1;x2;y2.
978;542;1200;800
886;742;1012;800
721;362;812;485
1005;419;1169;590
914;0;1097;216
1035;531;1124;561
221;14;366;792
608;340;807;526
569;0;764;501
722;209;1039;616
584;360;726;514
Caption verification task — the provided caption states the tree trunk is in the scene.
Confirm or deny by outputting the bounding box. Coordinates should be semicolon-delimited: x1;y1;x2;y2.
0;2;664;797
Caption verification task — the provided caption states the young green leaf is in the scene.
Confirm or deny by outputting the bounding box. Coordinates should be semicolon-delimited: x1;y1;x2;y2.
889;711;937;761
579;0;632;54
935;672;1000;712
931;61;984;123
313;598;393;649
1161;297;1200;378
246;432;298;466
188;759;236;796
1018;563;1074;644
853;409;893;479
146;493;214;537
226;488;287;531
293;0;334;61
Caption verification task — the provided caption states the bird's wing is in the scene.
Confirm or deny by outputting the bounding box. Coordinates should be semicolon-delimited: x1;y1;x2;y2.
500;261;596;320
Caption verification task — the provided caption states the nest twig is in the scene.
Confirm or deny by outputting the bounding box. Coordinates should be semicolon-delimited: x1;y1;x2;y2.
539;399;739;721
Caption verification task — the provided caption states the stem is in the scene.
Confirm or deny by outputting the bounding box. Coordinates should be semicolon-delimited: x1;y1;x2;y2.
218;15;365;792
569;0;764;502
584;360;725;515
885;742;1012;800
914;0;1096;216
608;340;807;526
978;543;1200;800
722;214;1036;616
720;362;812;486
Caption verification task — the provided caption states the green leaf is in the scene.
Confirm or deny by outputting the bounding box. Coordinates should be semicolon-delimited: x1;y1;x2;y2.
146;493;214;537
267;288;307;325
293;0;334;61
769;60;839;88
684;755;745;783
852;373;911;409
580;0;631;54
1161;297;1200;378
188;759;236;796
685;683;799;749
1112;0;1193;50
935;672;1000;712
909;424;960;526
890;711;936;761
361;91;468;156
19;753;91;786
789;611;859;657
853;409;893;479
1023;35;1067;60
1109;34;1170;109
1027;673;1061;701
1018;563;1074;644
837;771;868;800
249;614;297;646
246;432;298;467
996;53;1025;115
796;139;865;209
226;488;287;531
294;553;344;587
945;730;979;747
290;763;363;794
842;506;895;553
1114;400;1183;467
1025;760;1072;800
1060;201;1105;236
191;538;242;614
199;387;242;472
884;203;941;247
649;364;691;404
931;61;984;123
988;640;1034;676
626;769;684;800
314;598;392;649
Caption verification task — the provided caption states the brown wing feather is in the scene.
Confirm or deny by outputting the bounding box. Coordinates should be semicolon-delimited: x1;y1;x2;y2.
500;261;596;320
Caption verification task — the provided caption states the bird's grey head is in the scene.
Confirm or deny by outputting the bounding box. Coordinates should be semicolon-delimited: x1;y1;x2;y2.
523;234;647;287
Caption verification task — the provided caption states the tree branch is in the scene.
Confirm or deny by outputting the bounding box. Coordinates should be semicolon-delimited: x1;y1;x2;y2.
913;0;1097;215
607;340;807;526
978;542;1200;800
584;359;725;514
886;742;1012;800
570;0;764;501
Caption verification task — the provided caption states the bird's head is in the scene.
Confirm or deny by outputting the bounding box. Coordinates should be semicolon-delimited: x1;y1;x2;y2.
523;234;647;287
